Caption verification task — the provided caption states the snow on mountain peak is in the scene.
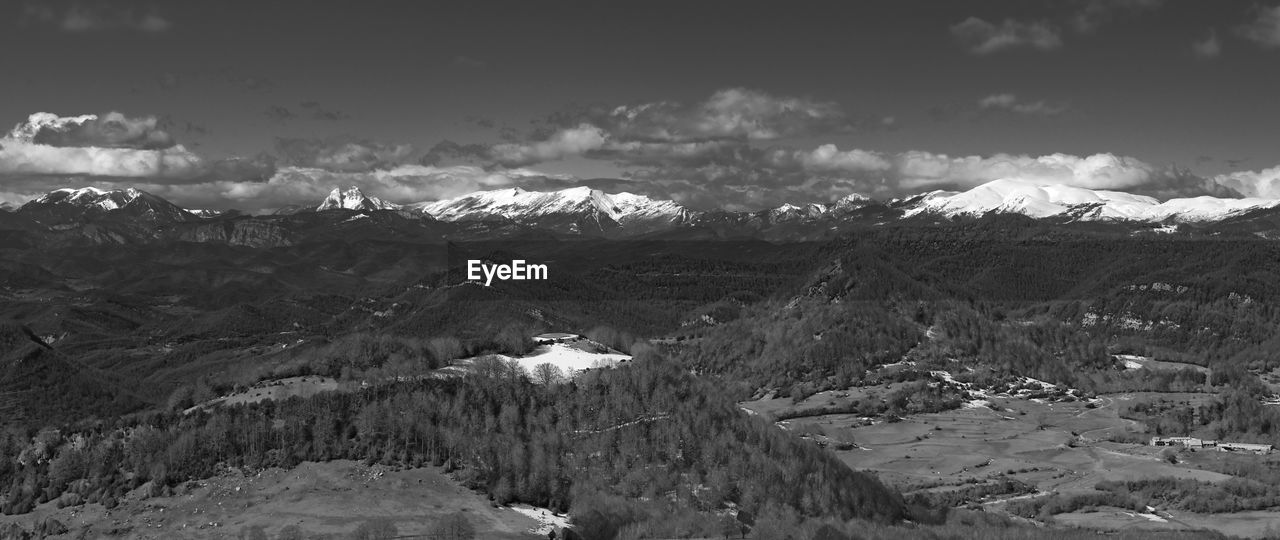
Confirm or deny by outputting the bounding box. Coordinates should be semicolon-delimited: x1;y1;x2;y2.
316;186;399;212
415;186;697;231
22;186;198;223
35;187;141;210
902;178;1279;222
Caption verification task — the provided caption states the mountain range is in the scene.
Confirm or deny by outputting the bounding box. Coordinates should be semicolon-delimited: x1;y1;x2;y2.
6;179;1280;246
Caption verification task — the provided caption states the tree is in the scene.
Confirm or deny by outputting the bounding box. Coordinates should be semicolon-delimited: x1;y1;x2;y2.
532;363;565;386
429;336;463;365
240;525;269;540
430;511;476;540
349;520;397;540
276;525;305;540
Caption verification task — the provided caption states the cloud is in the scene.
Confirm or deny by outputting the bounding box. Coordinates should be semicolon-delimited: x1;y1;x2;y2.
532;88;862;145
29;112;176;149
895;151;1158;192
264;106;296;123
1238;5;1280;48
0;141;205;180
951;17;1062;54
772;144;892;174
490;124;608;166
1192;30;1222;58
275;137;416;172
1072;0;1164;33
977;93;1069;116
299;101;349;121
470;88;871;169
24;2;171;32
1213;165;1280;198
161;165;576;213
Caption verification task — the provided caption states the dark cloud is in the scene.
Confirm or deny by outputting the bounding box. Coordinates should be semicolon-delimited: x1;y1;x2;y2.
1238;5;1280;48
275;137;415;172
264;105;296;123
453;55;488;69
950;17;1062;54
420;140;492;166
267;103;349;122
206;153;277;183
299;101;349;121
465;115;497;129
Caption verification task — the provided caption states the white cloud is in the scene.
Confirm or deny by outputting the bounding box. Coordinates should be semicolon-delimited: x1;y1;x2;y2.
1192;30;1222;58
24;3;171;33
951;17;1062;54
490;124;607;166
1213;165;1280;198
978;93;1069;116
895;151;1157;191
1238;6;1280;48
792;144;892;173
0;140;206;179
602;88;857;142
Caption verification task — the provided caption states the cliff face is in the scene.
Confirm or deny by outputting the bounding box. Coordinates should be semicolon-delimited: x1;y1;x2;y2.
174;219;294;248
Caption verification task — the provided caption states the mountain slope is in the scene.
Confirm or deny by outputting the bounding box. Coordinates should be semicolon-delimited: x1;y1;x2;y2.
414;186;699;236
316;186;400;212
18;187;199;224
900;178;1280;223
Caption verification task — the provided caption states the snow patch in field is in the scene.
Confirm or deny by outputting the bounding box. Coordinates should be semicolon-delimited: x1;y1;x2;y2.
1125;511;1168;523
510;504;571;535
511;343;631;377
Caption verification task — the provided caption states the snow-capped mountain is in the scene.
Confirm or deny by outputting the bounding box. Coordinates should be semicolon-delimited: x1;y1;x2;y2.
19;187;198;224
767;203;830;222
315;186;400;212
414;186;699;236
900;179;1280;223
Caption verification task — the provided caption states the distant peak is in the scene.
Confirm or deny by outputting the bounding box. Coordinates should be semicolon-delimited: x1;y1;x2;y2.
316;185;398;212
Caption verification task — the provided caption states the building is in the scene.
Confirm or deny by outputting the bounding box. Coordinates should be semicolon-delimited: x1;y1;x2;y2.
1149;436;1215;449
533;332;580;344
1217;442;1273;455
1149;437;1272;455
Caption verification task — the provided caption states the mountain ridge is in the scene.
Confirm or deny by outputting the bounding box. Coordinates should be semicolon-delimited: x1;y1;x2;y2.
10;180;1280;245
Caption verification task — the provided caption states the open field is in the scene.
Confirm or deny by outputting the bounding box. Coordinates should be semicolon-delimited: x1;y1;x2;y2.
0;461;546;539
1114;354;1209;374
186;375;345;413
746;389;1280;537
1056;507;1280;538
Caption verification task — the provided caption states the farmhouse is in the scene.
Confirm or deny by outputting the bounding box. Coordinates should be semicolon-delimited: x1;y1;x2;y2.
1217;442;1273;455
533;332;580;344
1149;437;1273;455
1150;436;1214;449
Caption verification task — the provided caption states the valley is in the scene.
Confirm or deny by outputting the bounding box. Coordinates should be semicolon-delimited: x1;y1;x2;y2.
6;185;1280;538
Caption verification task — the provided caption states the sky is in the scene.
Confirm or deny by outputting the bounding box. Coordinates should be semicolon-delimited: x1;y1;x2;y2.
2;0;1280;212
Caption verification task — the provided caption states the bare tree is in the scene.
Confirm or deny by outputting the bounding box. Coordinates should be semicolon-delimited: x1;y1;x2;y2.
430;511;476;540
532;363;565;385
428;336;463;365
